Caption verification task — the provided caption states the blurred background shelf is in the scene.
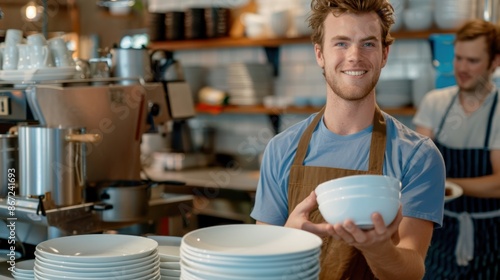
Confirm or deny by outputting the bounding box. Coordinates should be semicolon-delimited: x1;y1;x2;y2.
196;105;417;116
149;29;456;50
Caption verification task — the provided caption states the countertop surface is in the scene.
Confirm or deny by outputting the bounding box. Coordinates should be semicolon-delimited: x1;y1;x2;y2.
143;167;260;193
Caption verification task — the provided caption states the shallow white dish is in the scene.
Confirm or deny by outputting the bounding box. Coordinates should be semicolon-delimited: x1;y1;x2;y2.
13;259;35;274
147;235;182;246
181;253;318;276
0;66;76;82
180;261;320;280
158;245;180;258
160;261;180;270
34;250;157;268
180;245;320;265
182;224;322;258
35;234;158;263
445;181;463;202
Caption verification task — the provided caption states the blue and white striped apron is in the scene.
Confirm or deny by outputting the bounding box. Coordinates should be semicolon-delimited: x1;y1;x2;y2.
424;91;500;280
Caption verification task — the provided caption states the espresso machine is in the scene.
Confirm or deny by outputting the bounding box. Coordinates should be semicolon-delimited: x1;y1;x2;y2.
0;78;194;246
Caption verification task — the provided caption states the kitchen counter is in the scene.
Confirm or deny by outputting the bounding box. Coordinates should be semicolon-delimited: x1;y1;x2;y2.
144;166;260;193
144;167;260;225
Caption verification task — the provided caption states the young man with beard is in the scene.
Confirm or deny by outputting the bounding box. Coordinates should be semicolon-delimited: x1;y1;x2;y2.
251;0;445;279
414;19;500;279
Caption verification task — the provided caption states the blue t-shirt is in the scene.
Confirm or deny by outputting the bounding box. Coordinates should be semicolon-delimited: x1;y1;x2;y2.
250;111;445;227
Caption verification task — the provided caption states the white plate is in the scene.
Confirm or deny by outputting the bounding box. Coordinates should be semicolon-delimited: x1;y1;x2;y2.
13;259;35;274
34;250;158;268
147;236;182;246
35;259;159;278
445;181;463;202
35;234;158;263
181;224;322;257
35;255;159;273
180;246;320;265
158;246;180;258
180;254;318;276
0;66;76;82
180;262;320;280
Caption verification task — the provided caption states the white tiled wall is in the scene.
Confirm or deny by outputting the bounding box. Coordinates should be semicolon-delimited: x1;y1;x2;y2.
175;38;434;168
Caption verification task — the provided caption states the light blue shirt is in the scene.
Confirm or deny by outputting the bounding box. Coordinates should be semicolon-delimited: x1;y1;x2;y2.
251;111;446;227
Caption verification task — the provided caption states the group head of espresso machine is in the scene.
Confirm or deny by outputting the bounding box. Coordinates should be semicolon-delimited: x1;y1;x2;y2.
0;77;195;244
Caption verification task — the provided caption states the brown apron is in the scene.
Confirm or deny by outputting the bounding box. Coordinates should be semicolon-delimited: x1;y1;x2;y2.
288;106;386;280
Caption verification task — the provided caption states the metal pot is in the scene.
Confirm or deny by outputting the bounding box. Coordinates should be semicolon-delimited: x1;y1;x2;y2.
110;47;154;85
88;179;185;222
18;125;101;207
91;180;151;222
0;134;18;198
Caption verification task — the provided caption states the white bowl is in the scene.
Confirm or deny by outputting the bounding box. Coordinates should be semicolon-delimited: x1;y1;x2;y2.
403;8;433;31
315;175;401;196
146;235;182;247
317;185;400;205
319;196;400;229
181;224;322;258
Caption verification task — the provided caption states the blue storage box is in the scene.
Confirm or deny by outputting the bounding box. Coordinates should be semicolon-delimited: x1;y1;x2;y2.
429;34;455;73
435;71;456;89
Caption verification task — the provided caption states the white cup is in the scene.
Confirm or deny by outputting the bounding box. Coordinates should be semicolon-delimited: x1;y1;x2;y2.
269;9;290;37
2;45;18;70
5;29;23;46
16;44;31;70
48;37;71;67
30;45;52;69
27;33;47;46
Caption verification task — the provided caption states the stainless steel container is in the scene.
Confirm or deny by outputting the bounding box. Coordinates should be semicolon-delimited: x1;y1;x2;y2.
18;125;100;206
0;134;18;198
94;180;151;222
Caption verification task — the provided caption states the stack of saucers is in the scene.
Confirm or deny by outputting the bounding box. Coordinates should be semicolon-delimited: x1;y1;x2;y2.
147;235;182;280
11;259;35;280
180;224;322;280
33;234;161;280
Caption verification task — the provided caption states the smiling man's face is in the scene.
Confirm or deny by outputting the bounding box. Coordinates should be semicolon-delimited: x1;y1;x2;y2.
315;11;389;102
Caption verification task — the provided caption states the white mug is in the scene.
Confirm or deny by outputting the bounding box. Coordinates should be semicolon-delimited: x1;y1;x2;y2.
48;37;71;67
5;29;23;46
30;45;52;68
2;44;18;70
16;44;31;70
27;33;47;46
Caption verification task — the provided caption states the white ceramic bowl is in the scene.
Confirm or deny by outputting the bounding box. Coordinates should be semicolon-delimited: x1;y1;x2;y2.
315;175;401;196
403;8;433;31
319;196;400;229
316;185;400;205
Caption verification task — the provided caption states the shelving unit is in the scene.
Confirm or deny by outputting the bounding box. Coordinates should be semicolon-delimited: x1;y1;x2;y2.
196;105;416;134
150;29;445;133
148;28;456;50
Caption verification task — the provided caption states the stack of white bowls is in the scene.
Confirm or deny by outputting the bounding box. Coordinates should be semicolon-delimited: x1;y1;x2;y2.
315;175;401;229
180;224;322;280
33;234;161;280
11;259;35;280
226;63;274;106
434;0;472;29
147;235;182;280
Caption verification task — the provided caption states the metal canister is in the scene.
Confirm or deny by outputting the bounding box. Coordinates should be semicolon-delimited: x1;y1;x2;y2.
18;125;100;206
0;134;18;198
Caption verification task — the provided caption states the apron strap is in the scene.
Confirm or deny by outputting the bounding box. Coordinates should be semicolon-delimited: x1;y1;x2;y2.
292;106;326;165
292;105;386;175
436;91;458;140
484;90;498;148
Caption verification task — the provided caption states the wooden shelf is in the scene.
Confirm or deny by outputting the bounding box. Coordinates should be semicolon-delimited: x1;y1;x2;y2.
196;105;417;116
149;29;455;51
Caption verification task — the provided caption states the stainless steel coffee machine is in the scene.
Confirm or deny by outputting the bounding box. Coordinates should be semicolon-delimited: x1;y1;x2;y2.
0;79;194;245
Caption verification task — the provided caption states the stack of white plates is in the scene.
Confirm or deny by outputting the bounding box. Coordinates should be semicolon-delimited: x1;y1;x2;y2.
147;235;182;280
180;224;322;280
11;259;35;280
205;63;274;105
33;234;161;280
